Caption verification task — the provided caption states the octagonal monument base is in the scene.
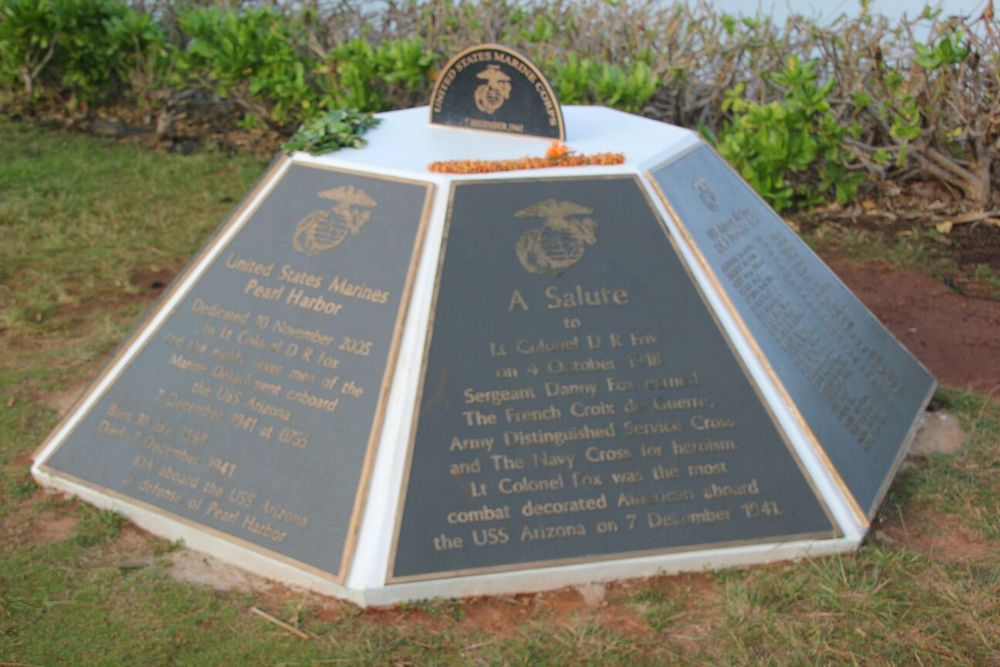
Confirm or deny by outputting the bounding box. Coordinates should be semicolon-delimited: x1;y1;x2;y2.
33;106;934;605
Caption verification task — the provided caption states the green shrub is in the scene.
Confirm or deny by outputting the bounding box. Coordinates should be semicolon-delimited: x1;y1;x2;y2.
549;55;658;111
551;53;597;105
318;37;437;112
173;6;317;127
318;39;383;111
103;6;167;110
50;0;133;104
0;0;993;207
593;60;657;112
711;57;860;211
0;0;162;106
0;0;60;100
375;37;439;92
850;28;989;204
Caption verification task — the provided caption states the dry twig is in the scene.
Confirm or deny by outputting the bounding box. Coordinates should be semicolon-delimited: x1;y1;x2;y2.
250;606;310;640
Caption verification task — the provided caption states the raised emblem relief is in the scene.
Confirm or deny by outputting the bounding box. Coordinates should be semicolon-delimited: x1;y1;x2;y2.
694;177;719;212
293;185;377;255
515;199;596;276
474;65;512;114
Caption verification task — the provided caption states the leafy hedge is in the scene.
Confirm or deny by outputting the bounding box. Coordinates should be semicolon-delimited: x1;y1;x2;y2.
0;0;165;107
1;0;997;210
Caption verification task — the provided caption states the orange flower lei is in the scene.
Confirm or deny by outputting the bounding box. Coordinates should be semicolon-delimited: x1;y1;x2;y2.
428;141;625;174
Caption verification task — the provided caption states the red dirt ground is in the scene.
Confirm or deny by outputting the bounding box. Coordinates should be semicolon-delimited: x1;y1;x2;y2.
875;506;990;562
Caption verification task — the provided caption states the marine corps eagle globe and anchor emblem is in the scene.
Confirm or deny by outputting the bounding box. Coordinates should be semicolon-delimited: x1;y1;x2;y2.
515;199;597;276
473;65;512;114
293;185;377;255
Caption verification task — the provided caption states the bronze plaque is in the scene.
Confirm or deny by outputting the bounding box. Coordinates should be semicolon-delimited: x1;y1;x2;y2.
430;44;565;140
390;176;836;582
649;144;936;520
36;160;433;582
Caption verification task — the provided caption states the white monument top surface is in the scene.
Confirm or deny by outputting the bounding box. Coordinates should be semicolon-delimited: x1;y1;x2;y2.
305;105;699;176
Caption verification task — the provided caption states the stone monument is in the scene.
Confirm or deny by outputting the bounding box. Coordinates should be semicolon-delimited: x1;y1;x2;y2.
33;45;934;605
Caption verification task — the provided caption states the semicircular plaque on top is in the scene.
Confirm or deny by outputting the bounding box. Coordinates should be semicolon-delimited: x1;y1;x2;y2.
430;44;565;140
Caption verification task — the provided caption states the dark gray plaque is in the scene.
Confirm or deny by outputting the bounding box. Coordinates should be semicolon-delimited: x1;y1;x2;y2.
38;160;433;581
649;144;935;519
430;44;565;140
390;176;836;581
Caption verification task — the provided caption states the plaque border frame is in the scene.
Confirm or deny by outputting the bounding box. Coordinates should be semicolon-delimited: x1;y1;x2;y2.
32;156;436;585
428;43;566;141
644;143;937;523
385;174;841;584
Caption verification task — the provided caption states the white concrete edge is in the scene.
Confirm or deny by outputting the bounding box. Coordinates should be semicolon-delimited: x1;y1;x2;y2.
358;535;860;606
31;158;294;476
31;465;365;605
292;152;640;184
289;152;451;188
34;461;861;608
344;177;453;591
639;141;867;542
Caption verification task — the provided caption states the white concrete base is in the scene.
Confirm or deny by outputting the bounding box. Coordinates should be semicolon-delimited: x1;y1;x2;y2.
32;466;365;605
34;463;859;606
361;536;861;606
33;106;879;606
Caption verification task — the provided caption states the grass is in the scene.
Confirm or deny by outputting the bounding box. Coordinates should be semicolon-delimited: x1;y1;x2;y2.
0;119;263;392
805;224;1000;300
2;119;999;664
804;225;956;276
972;264;1000;300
